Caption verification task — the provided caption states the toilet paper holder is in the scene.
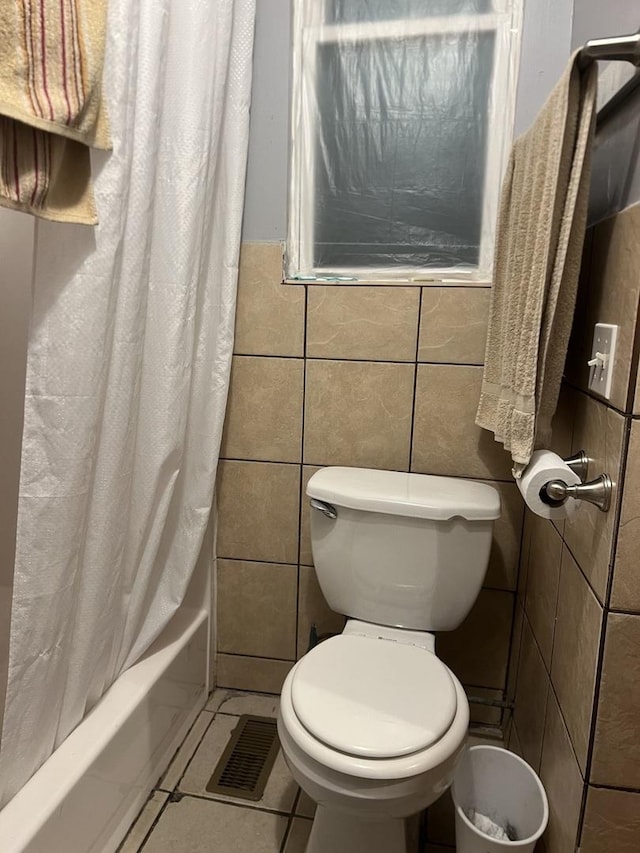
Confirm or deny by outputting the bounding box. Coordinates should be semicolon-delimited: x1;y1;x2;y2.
564;450;589;480
541;451;612;512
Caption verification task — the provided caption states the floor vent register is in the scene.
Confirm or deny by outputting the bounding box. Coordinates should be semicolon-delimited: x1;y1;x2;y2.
206;715;280;801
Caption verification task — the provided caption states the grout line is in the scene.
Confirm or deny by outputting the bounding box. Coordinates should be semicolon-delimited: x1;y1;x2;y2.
588;781;640;795
295;564;303;661
294;286;309;661
520;564;552;678
547;678;582;778
232;352;306;360
519;606;582;778
500;502;527;730
134;792;171;853
546;540;565;684
607;605;640;616
560;536;606;607
279;815;294;853
221;455;516;484
220;457;301;467
169;712;217;794
155;709;215;792
603;417;631;615
561;376;634;420
462;679;509;693
291;788;303;815
217;650;296;663
473;585;515;595
213;709;251;718
624;245;640;414
506;600;525;713
164;791;298;819
231;351;485;367
519;605;550;682
407;288;423;472
536;632;551;775
217;555;298;568
208;686;282;702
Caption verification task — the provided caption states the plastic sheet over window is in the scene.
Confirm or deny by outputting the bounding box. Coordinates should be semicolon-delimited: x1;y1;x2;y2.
287;0;522;281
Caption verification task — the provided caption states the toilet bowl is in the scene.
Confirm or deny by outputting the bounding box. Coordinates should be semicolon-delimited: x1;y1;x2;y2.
278;622;469;853
278;467;500;853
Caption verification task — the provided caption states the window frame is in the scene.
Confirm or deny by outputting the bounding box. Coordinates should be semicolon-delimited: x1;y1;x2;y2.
286;0;523;284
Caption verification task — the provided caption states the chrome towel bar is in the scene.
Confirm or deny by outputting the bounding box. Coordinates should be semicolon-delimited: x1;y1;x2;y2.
579;30;640;67
578;29;640;126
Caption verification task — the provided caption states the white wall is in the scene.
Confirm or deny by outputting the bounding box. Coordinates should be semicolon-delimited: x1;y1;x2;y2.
242;0;574;242
572;1;640;220
514;0;573;134
0;210;33;733
571;3;639;53
241;0;291;242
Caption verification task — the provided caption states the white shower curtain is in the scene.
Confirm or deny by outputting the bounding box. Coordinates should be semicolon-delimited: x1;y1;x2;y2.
0;0;255;806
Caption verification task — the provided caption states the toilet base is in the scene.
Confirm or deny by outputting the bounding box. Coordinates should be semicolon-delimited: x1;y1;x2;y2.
306;805;407;853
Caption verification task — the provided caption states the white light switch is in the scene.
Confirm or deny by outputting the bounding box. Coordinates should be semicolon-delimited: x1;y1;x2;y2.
588;323;618;399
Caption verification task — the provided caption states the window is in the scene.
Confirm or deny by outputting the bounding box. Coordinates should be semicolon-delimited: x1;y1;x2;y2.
287;0;522;282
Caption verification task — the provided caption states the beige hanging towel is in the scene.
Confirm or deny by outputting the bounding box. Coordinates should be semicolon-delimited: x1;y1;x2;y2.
0;0;110;224
476;52;598;476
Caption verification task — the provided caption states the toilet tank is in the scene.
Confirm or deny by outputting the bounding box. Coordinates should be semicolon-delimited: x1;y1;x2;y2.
307;467;501;632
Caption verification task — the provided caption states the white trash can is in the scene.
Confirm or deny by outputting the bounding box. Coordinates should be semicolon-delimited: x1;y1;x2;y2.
451;745;548;852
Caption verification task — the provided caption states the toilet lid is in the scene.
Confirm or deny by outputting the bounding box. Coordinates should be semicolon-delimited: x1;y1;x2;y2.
291;635;457;759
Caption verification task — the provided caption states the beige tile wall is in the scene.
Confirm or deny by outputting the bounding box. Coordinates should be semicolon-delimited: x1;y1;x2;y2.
217;206;640;849
217;205;640;849
215;242;518;710
508;201;640;853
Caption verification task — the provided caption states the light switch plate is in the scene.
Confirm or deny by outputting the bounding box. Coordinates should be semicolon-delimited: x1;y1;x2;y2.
588;323;618;399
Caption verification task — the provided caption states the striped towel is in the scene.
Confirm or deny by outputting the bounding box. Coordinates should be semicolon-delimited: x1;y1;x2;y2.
0;0;110;224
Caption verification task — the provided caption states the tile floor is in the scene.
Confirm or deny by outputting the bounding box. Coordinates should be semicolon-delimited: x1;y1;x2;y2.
118;689;316;853
119;688;500;853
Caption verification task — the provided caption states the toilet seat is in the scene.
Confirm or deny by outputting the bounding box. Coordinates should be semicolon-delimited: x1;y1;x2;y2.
279;634;470;781
291;635;457;759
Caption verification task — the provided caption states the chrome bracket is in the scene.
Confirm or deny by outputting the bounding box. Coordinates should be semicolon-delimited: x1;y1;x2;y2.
310;498;337;520
544;474;613;513
564;450;589;481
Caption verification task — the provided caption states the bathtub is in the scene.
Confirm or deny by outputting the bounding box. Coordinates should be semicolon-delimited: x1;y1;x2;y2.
0;603;209;853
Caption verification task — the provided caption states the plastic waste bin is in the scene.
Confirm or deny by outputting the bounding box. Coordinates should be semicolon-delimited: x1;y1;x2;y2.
452;745;548;852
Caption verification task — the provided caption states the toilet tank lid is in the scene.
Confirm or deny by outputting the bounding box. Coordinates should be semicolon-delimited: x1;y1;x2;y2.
307;467;501;521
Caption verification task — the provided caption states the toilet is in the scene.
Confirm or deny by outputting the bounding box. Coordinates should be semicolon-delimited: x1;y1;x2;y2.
277;466;501;853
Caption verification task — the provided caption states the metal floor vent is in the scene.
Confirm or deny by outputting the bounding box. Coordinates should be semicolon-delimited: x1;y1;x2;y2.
206;714;280;801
